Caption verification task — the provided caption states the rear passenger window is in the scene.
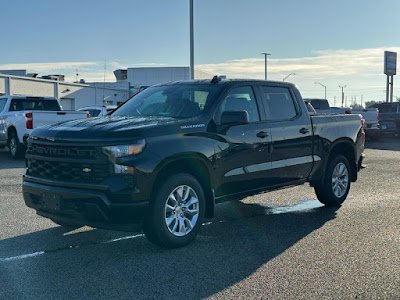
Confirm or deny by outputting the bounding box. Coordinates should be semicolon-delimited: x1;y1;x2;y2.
260;86;297;121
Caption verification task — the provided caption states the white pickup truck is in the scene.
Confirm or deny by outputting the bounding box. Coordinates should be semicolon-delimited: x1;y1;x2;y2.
351;107;380;140
78;105;118;117
0;95;88;158
304;98;380;140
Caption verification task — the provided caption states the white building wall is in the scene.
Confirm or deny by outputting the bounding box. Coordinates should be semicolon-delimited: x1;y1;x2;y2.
127;67;214;87
127;67;190;87
10;77;55;97
58;83;130;109
0;77;6;94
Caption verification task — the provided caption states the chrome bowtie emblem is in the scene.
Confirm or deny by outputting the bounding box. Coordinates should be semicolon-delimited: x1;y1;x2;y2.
82;168;92;173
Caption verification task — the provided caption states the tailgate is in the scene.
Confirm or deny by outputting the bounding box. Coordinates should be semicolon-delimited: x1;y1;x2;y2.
31;111;87;128
352;109;378;126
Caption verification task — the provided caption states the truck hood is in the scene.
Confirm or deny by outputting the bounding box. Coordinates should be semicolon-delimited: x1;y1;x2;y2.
30;116;181;142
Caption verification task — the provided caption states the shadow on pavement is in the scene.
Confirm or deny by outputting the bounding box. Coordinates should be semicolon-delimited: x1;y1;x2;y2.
0;149;25;170
365;136;400;151
1;200;338;299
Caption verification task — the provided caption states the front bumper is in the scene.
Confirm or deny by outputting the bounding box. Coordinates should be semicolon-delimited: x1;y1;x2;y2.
23;177;149;231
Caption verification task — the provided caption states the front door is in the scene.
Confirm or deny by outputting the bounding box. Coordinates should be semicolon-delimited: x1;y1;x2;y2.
212;85;273;198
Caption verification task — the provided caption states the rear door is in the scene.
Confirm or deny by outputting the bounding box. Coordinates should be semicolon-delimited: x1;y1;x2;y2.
257;84;313;186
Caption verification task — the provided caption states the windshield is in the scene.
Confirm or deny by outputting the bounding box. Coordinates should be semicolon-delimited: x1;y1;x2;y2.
112;84;219;119
0;99;6;113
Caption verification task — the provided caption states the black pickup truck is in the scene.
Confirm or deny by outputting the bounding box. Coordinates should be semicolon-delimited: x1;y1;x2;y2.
23;78;365;248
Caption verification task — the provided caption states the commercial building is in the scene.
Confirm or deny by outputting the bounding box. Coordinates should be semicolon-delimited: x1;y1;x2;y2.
0;67;214;110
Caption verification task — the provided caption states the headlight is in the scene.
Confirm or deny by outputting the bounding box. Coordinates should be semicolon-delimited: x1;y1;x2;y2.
102;139;146;159
102;139;145;175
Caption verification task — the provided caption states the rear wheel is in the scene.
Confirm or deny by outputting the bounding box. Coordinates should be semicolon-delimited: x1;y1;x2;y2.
315;154;351;206
143;173;205;248
8;132;24;159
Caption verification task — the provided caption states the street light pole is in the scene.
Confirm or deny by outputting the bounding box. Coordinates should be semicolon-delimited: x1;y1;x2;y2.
189;0;194;80
261;53;271;80
283;73;295;82
315;82;327;99
339;85;347;107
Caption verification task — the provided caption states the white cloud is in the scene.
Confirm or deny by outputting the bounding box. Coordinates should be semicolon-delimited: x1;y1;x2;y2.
197;47;400;104
0;62;96;72
1;47;399;104
0;61;116;82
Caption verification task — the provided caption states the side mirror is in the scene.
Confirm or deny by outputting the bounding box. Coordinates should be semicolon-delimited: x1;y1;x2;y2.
220;110;249;125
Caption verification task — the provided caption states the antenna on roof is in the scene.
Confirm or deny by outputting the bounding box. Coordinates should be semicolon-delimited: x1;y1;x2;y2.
211;75;222;84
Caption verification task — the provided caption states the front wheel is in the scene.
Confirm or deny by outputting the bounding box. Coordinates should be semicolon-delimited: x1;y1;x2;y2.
143;173;205;248
314;154;351;206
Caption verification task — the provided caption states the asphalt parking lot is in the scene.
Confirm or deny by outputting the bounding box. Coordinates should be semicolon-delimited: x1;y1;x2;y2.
1;139;399;300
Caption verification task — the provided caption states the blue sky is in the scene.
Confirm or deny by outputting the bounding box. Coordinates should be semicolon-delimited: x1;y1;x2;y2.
1;0;400;105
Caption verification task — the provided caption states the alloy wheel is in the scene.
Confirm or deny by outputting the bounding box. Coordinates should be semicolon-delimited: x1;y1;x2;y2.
164;185;199;237
331;162;349;198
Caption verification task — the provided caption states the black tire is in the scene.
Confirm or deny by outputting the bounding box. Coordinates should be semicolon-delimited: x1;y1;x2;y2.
8;132;24;159
143;173;205;248
314;154;351;206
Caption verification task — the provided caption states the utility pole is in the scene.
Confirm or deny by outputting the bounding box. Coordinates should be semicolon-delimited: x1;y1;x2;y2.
189;0;194;80
339;85;347;107
261;53;271;80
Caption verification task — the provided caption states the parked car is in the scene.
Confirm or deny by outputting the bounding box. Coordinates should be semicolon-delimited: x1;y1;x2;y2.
0;95;89;158
303;98;351;114
78;105;118;117
368;102;400;134
23;78;365;248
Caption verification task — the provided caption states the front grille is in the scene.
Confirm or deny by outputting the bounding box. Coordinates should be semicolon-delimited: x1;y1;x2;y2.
26;141;112;184
27;159;111;183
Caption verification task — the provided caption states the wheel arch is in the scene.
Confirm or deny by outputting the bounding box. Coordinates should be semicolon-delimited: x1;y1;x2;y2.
7;126;18;141
152;154;215;218
327;138;358;182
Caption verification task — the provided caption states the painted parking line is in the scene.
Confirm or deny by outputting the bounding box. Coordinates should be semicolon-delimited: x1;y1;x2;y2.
1;234;145;262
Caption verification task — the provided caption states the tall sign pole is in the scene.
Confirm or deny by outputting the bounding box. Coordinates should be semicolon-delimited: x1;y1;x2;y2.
190;0;194;80
384;51;397;102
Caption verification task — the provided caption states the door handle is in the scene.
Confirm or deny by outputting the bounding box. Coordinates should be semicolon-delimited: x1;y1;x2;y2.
256;131;269;138
299;128;309;134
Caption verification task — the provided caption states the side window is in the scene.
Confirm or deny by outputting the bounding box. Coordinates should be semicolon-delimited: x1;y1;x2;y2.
260;86;297;121
218;86;260;122
90;109;101;117
0;99;6;113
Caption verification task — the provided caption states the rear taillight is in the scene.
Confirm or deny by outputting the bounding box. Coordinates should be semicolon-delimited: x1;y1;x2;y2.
25;112;33;129
361;118;366;145
87;113;91;118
